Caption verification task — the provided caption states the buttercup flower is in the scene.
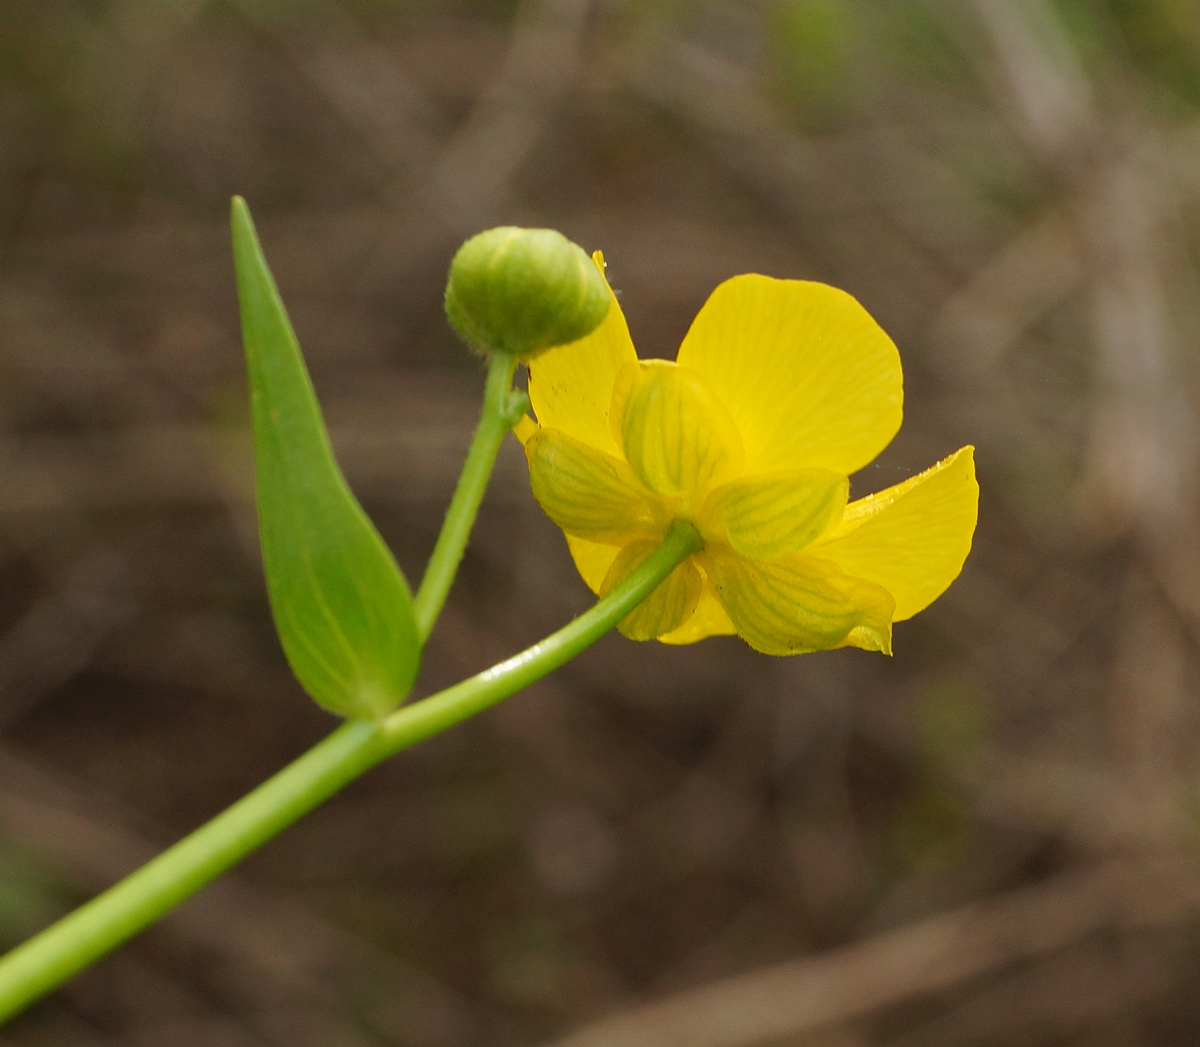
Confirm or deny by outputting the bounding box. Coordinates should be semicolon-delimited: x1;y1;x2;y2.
514;255;978;655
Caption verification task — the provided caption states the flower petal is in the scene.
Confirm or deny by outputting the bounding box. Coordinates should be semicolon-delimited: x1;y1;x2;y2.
838;625;891;653
702;468;848;560
566;533;620;594
703;546;895;656
612;360;744;501
600;540;702;640
810;446;977;621
526;252;636;457
676;275;903;475
527;427;667;544
657;586;737;644
513;414;538;446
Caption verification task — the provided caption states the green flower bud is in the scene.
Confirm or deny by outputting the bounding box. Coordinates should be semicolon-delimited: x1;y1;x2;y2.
444;227;611;359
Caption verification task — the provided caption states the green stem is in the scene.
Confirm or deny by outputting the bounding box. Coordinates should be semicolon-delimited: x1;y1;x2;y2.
0;521;701;1023
413;351;522;642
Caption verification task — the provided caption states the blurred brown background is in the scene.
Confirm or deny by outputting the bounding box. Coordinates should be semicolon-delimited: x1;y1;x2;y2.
2;0;1200;1044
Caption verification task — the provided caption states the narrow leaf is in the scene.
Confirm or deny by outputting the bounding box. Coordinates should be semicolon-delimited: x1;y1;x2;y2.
231;196;420;719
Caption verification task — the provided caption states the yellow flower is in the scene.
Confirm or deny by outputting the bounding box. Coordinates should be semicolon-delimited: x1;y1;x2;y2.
514;255;978;655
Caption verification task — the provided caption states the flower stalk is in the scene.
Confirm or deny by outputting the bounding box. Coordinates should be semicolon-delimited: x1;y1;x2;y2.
0;520;701;1023
413;349;525;641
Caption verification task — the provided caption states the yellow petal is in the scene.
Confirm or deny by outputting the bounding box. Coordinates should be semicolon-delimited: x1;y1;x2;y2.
612;360;744;501
838;624;892;655
657;586;737;644
513;414;538;446
810;446;977;621
566;534;621;595
600;540;702;640
527;428;667;544
676;275;903;475
702;546;895;656
526;252;636;457
702;468;848;560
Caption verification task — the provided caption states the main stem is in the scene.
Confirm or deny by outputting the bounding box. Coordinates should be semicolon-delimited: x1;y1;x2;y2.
0;522;701;1023
413;351;520;641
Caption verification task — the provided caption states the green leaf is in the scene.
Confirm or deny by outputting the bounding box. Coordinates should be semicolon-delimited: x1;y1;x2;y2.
231;197;420;720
